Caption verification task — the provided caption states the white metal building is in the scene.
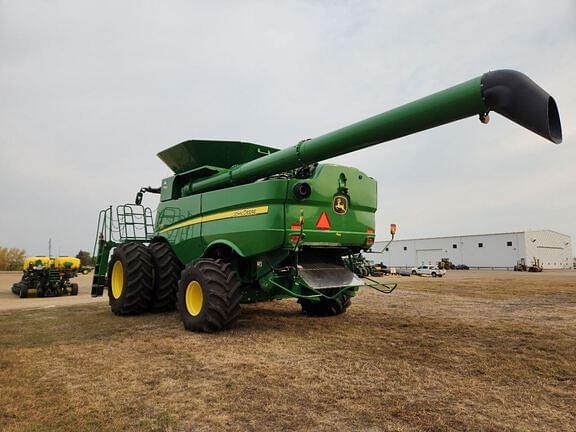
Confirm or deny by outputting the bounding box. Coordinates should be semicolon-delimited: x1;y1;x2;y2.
366;230;573;269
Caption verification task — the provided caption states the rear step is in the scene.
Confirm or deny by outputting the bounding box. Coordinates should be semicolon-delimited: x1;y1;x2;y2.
298;259;362;289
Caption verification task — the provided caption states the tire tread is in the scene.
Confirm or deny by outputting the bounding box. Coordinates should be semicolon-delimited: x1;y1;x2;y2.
299;294;351;317
148;242;183;312
177;258;242;332
108;242;153;315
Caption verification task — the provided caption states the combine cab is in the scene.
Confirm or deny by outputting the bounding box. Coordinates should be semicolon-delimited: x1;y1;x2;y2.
91;70;562;332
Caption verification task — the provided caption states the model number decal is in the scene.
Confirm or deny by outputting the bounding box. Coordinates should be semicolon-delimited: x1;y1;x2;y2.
233;208;260;217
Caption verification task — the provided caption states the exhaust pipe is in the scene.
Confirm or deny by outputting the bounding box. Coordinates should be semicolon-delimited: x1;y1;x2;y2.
481;70;562;144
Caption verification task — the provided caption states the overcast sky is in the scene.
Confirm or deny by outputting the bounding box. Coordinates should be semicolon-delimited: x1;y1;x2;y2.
1;0;575;257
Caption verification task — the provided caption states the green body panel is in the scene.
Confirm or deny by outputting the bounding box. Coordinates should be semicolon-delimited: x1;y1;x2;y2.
283;165;376;248
157;193;203;260
200;181;286;257
157;164;375;258
157;181;286;262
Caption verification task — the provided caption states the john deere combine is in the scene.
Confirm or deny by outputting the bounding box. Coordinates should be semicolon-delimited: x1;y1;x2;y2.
12;256;81;298
91;70;562;332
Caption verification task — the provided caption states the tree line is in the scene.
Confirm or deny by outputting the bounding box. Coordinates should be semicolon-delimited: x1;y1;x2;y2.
0;248;26;271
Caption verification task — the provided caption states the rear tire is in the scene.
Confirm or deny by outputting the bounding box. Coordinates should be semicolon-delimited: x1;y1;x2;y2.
411;270;417;275
148;242;183;313
299;294;351;317
431;272;437;277
18;285;28;298
177;258;242;332
70;283;79;296
107;243;153;315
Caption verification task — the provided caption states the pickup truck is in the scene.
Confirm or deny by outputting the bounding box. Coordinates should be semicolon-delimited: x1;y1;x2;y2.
411;265;446;277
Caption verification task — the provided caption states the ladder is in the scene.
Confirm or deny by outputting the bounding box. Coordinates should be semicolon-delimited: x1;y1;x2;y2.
91;204;154;296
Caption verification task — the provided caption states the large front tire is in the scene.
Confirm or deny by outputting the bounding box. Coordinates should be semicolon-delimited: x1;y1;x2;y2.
107;243;153;315
177;258;242;332
148;242;183;313
299;294;351;317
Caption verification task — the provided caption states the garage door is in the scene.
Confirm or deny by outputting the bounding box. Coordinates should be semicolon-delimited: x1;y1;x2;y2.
416;249;443;266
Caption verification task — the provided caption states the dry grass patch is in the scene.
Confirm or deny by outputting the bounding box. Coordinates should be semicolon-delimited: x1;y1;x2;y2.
0;271;575;431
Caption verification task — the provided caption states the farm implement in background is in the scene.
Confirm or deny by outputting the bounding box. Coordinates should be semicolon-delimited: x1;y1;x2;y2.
12;256;81;298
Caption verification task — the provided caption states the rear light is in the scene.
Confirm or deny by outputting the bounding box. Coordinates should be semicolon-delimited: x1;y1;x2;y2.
291;223;301;231
390;223;397;235
290;235;301;243
366;227;375;246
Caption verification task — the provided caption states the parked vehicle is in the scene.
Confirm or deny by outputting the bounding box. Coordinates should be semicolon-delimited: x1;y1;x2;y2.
438;258;455;270
455;264;469;270
514;258;543;272
371;262;389;276
411;265;446;277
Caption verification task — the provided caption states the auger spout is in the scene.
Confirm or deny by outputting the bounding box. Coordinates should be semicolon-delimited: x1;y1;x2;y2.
180;69;560;195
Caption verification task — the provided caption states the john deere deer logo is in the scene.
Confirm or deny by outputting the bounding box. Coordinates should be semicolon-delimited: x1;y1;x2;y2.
333;195;348;215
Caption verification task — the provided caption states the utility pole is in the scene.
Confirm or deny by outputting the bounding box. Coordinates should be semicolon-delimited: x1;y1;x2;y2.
48;238;52;258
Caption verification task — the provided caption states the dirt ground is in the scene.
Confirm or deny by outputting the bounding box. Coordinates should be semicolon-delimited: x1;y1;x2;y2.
0;270;574;431
0;272;106;311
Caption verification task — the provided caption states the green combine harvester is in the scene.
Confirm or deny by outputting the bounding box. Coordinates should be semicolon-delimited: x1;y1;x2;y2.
91;70;562;332
12;256;81;298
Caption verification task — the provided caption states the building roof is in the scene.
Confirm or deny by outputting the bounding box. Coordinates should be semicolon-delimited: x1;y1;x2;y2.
373;229;570;244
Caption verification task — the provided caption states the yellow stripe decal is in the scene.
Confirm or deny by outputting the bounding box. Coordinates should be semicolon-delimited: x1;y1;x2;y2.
159;216;202;233
159;206;269;233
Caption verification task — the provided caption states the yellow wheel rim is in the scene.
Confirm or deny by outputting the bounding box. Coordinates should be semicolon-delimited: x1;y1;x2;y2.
185;281;203;316
111;261;124;299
